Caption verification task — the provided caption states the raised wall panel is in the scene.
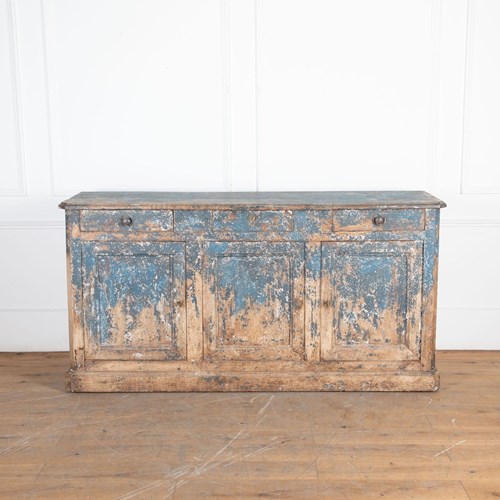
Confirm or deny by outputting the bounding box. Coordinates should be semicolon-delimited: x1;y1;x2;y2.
42;0;227;194
436;221;500;349
438;225;500;309
0;227;66;310
224;0;258;190
0;0;25;195
256;0;440;191
461;0;500;193
0;310;68;351
437;307;499;349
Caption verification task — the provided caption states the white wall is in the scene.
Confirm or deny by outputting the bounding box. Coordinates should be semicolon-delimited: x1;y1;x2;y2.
1;0;499;351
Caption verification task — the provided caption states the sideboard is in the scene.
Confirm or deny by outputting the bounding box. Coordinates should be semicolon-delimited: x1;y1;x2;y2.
60;191;446;392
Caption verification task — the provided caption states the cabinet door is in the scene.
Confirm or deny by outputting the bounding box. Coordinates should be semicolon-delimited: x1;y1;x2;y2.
320;241;422;362
203;242;305;361
82;241;186;361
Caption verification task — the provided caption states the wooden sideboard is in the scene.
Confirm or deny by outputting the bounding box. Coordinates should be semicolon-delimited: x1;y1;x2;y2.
60;191;446;392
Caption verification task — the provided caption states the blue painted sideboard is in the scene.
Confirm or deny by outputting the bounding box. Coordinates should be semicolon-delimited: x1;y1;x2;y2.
60;191;446;392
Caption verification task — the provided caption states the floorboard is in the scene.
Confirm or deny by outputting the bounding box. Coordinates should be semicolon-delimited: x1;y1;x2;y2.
0;351;499;499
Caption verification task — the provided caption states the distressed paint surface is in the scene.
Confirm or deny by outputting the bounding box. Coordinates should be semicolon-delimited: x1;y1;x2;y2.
332;253;408;344
79;227;427;243
294;210;333;234
67;369;439;392
203;242;305;362
212;210;293;232
80;209;173;232
77;207;429;243
60;191;445;392
321;241;423;362
421;209;441;371
60;191;446;210
185;241;204;362
174;210;212;233
96;254;174;347
304;242;322;362
332;209;424;232
216;255;291;346
423;209;440;296
82;241;186;361
65;210;84;369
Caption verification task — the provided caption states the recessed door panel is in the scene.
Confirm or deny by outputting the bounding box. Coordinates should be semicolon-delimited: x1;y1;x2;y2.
203;242;305;361
82;241;186;361
320;241;423;362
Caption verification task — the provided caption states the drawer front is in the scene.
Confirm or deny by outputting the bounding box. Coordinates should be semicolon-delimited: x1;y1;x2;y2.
212;210;293;232
332;209;424;232
80;209;173;232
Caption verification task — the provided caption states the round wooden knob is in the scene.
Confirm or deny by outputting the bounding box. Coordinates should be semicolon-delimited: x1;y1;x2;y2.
120;216;133;227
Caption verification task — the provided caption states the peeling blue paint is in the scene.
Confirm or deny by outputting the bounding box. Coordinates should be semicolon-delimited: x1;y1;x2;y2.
203;242;304;358
213;210;293;232
81;209;173;232
97;254;173;342
61;192;445;391
66;211;82;288
82;241;185;356
324;243;409;346
186;242;201;316
333;209;424;232
215;254;291;313
175;210;212;233
295;210;332;234
423;209;440;296
306;244;322;279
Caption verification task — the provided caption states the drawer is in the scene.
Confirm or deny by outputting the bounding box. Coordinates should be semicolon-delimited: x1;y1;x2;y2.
174;210;212;232
332;209;424;232
80;209;173;232
212;210;294;232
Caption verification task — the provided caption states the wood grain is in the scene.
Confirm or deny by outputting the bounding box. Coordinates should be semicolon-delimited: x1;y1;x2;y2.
0;351;498;498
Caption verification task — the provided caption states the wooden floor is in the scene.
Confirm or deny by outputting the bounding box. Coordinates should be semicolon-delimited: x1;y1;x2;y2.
0;352;499;499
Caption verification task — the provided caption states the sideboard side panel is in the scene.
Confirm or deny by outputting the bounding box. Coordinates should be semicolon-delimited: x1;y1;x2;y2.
65;210;84;369
421;208;441;371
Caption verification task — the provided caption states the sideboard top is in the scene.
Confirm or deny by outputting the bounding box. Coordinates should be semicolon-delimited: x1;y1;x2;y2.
59;191;446;210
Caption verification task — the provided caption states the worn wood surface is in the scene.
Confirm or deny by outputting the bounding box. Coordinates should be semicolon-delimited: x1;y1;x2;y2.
65;210;84;370
62;191;445;392
80;209;173;232
320;240;423;363
0;351;498;499
81;241;186;362
66;370;439;392
332;208;425;232
59;191;446;210
202;241;305;363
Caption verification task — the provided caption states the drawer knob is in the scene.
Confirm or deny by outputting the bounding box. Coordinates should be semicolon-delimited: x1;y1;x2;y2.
120;216;133;227
372;215;385;226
